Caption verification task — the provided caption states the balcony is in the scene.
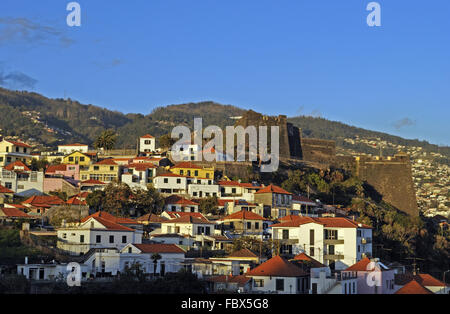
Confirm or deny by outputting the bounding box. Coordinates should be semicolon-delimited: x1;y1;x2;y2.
361;238;372;244
324;253;344;260
278;238;299;245
324;239;345;245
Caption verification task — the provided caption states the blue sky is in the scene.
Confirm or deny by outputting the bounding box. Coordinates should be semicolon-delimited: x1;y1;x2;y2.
0;0;449;145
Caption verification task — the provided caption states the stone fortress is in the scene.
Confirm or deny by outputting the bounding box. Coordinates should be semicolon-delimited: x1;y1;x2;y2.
232;110;419;216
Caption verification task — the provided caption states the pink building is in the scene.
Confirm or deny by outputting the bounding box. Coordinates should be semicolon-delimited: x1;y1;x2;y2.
342;257;396;294
45;164;80;181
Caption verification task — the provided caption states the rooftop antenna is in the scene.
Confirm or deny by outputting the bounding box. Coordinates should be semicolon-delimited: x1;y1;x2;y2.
405;257;425;275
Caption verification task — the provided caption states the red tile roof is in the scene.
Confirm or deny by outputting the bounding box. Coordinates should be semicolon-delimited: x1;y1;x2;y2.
0;207;31;218
81;179;107;185
81;211;137;225
127;163;157;171
66;197;87;206
271;217;372;229
395;273;446;287
345;258;391;272
255;184;292;195
90;216;135;231
46;164;68;173
133;243;185;254
246;255;308;277
222;210;267;221
140;134;155;139
292;253;325;268
395;280;434;294
164;211;207;219
0;184;14;194
6;140;32;148
165;195;199;206
171;162;203;169
95;159;118;165
4;161;31;172
136;213;168;223
292;195;316;203
22;195;65;206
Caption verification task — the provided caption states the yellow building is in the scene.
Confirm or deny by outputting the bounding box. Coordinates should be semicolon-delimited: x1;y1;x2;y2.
80;159;121;183
63;151;91;166
170;162;214;179
0;139;33;167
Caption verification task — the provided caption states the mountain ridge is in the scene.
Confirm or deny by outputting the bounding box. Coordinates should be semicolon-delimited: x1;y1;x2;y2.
0;87;448;159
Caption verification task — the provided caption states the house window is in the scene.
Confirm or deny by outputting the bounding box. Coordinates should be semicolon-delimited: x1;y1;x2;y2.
255;222;259;229
80;235;85;243
194;171;199;176
69;157;74;162
206;173;210;178
180;170;184;175
128;247;132;253
109;235;114;243
282;229;289;240
205;227;210;236
353;282;356;293
164;178;168;184
254;279;264;287
96;235;101;243
80;157;85;162
310;247;315;257
276;279;284;291
122;236;127;243
177;179;181;184
94;166;99;171
5;182;12;189
232;188;236;194
309;229;315;245
62;233;67;239
357;230;362;237
110;166;114;171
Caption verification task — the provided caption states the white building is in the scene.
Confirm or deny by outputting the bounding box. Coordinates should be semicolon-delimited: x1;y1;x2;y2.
271;216;373;270
153;173;188;194
57;214;143;256
121;163;157;190
188;178;220;198
246;255;310;294
57;143;89;154
139;134;156;153
0;161;44;197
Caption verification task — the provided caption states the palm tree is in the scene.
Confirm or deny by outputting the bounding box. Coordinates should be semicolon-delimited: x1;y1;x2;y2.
151;253;162;277
94;129;117;150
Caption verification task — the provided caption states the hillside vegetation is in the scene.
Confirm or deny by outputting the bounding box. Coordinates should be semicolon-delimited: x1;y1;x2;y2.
0;87;447;159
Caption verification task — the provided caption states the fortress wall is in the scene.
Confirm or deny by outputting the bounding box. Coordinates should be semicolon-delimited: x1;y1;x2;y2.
355;155;418;216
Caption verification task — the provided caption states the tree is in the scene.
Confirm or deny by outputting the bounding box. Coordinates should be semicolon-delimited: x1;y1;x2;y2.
103;182;133;216
151;253;162;277
86;190;106;212
159;134;175;149
132;186;164;217
198;196;220;215
94;129;117;150
30;158;49;171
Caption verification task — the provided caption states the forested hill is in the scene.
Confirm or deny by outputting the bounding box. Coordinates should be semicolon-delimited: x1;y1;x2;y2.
0;87;448;159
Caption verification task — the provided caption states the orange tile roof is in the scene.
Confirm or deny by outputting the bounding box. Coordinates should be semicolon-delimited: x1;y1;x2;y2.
292;253;325;268
133;243;185;254
140;134;155;139
81;211;137;225
395;273;446;287
394;280;433;294
164;211;207;219
6;140;32;148
255;184;292;195
271;217;372;229
136;213;168;223
222;210;267;221
171;162;203;169
292;195;315;203
46;164;69;173
66;197;87;206
165;195;199;206
22;195;65;206
4;161;31;172
81;179;107;185
90;216;135;231
127;163;157;171
0;184;14;194
246;255;308;277
0;207;31;218
95;159;119;165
